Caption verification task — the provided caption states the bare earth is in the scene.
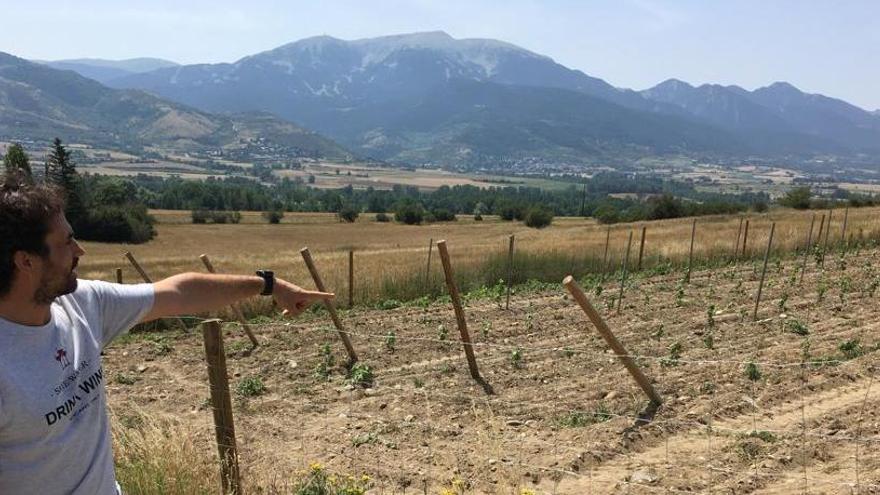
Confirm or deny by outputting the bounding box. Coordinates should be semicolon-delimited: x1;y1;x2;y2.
104;247;880;494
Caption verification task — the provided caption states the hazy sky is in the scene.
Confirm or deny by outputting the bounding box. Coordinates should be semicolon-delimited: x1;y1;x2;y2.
2;0;878;110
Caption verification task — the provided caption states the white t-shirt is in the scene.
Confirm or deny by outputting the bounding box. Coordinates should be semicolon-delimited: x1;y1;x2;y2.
0;280;154;495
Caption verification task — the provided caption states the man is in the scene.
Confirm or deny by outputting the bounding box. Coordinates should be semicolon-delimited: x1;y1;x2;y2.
0;176;333;494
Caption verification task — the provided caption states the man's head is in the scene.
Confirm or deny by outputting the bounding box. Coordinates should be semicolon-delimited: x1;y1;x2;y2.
0;174;84;304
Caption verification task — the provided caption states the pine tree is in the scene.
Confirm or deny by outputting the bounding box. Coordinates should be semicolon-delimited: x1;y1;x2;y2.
45;138;85;225
3;143;32;181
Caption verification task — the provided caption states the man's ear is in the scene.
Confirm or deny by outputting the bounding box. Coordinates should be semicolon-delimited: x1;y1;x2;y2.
12;251;38;277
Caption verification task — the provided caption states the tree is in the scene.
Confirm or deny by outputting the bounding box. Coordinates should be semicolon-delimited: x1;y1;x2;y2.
337;205;360;223
45;138;86;227
779;187;812;210
648;194;685;220
3;143;32;181
524;206;553;229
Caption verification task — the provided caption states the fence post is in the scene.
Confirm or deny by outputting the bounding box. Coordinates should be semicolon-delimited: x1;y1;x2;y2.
841;205;849;253
741;220;750;259
124;251;188;331
821;209;833;266
505;234;515;310
733;217;744;262
115;268;123;284
799;214;816;284
602;226;611;273
637;225;647;271
199;254;259;348
425;238;433;290
299;248;358;364
753;222;776;321
437;240;482;382
201;319;242;495
563;276;662;405
685;218;697;283
348;249;354;309
616;230;633;314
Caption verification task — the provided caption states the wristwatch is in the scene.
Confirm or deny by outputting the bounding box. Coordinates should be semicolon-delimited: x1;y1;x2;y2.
255;270;274;296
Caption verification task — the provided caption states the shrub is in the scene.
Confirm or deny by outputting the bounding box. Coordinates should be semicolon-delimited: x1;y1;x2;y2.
497;202;525;221
262;210;284;224
524;207;553;229
474;213;483;221
76;204;156;244
394;202;424;225
191;209;209;224
593;204;619;224
430;208;456;222
375;212;390;222
235;376;266;397
337;205;360;223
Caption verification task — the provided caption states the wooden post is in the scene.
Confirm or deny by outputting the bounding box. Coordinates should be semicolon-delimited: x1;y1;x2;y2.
816;214;826;248
201;319;242;495
821;209;833;266
637;225;647;271
425;238;433;289
505;235;515;310
115;268;123;284
841;206;850;252
299;248;358;364
753;223;776;321
616;230;633;314
199;254;259;348
602;226;611;272
685;218;697;283
436;240;482;381
563;276;662;405
348;249;354;309
741;220;750;259
733;218;744;262
124;252;188;331
799;213;816;284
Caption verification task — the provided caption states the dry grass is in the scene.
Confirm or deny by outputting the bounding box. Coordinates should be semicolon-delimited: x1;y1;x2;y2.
79;207;880;310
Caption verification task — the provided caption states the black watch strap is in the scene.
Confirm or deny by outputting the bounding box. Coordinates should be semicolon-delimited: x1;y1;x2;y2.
255;270;274;296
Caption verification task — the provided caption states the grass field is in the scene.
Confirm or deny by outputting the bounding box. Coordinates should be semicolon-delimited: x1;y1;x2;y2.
80;206;880;315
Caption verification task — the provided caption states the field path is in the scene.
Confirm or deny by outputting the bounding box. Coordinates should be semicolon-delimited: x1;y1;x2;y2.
552;376;878;494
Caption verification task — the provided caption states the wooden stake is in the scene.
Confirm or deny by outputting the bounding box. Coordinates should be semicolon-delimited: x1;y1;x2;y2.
299;248;358;364
821;209;833;266
741;220;750;258
616;230;633;314
505;234;515;310
124;252;187;331
637;225;647;271
201;319;242;495
753;223;776;321
199;254;259;348
841;206;850;252
733;218;744;262
685;218;697;283
115;268;123;284
816;213;826;248
799;213;816;284
602;226;611;272
563;276;662;405
348;249;354;309
425;238;433;289
437;240;482;381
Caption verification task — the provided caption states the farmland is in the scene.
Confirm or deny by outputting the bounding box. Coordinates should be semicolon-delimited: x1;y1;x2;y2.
90;208;880;494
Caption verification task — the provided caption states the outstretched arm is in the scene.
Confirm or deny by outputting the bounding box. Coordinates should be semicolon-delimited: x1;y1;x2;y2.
141;273;333;322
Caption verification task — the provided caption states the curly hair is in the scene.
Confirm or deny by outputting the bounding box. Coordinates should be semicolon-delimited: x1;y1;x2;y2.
0;172;65;296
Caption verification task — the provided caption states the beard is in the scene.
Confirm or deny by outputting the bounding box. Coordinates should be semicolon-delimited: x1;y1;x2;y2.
33;259;79;304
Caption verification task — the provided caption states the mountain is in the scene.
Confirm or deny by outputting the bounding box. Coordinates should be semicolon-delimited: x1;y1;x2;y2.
38;57;179;85
108;31;879;166
0;52;350;158
104;31;721;164
641;80;880;153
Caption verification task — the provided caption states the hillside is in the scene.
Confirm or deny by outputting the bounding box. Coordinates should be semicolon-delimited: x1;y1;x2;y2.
0;52;351;159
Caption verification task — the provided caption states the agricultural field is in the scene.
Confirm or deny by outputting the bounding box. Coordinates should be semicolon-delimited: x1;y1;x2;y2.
105;235;880;494
89;208;880;494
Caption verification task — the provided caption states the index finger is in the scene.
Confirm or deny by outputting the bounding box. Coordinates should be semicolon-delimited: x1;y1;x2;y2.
302;290;335;300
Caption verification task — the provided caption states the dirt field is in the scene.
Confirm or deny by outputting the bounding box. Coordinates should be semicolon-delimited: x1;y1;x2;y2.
105;244;880;494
